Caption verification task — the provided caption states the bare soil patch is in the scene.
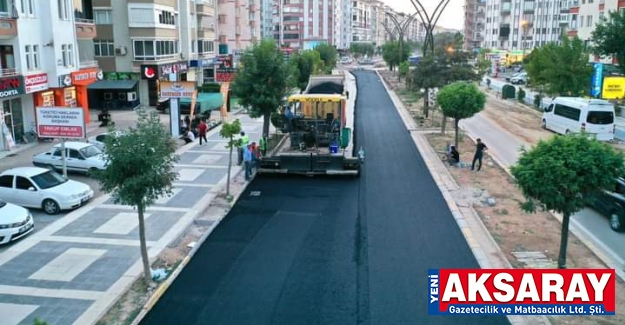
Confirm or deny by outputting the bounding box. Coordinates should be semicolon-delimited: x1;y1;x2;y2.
426;132;625;325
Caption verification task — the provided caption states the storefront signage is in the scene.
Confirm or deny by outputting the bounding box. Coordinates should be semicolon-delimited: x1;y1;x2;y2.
104;72;140;81
0;76;25;98
24;73;49;93
71;68;104;86
189;59;213;68
216;67;236;82
591;63;604;98
160;81;196;98
35;107;86;139
217;55;233;69
59;74;73;87
142;63;188;80
160;62;187;76
601;77;625;100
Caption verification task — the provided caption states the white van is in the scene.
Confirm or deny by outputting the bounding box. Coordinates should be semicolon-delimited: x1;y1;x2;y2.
542;97;615;141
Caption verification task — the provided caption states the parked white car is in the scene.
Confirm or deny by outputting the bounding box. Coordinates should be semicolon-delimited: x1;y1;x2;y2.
32;142;107;175
510;72;528;85
0;167;94;215
0;201;34;244
87;131;125;151
542;97;615;141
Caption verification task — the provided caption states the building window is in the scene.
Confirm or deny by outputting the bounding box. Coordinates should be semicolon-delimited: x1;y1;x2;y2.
197;40;214;53
58;0;70;20
94;40;115;56
25;45;31;70
21;0;35;17
94;9;112;24
33;45;39;69
133;39;178;61
158;10;175;25
62;44;74;67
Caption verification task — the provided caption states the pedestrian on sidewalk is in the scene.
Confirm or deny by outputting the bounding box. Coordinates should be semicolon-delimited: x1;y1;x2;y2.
237;131;249;165
180;130;195;145
250;141;260;171
243;144;253;181
471;138;488;171
197;118;208;145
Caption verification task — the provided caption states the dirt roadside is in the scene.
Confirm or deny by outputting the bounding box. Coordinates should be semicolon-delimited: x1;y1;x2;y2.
384;79;625;324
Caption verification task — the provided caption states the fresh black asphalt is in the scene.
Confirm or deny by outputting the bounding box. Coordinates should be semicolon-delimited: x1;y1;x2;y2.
140;70;510;325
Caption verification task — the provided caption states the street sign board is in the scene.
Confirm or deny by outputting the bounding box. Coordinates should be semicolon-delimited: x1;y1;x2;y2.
35;107;86;139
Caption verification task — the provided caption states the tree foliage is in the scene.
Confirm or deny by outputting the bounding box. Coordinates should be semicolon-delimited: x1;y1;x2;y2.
511;135;624;268
314;43;338;74
592;10;625;76
525;36;592;96
437;82;486;149
349;43;375;58
232;39;290;138
476;48;492;77
289;50;323;91
382;40;412;71
94;110;179;280
219;119;242;197
430;31;464;54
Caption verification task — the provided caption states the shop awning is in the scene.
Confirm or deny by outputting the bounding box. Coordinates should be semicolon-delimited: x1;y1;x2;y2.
87;80;138;90
180;93;224;111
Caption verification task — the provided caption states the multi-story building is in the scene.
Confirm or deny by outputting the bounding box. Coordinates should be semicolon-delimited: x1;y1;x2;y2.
261;0;274;39
1;0;99;151
92;0;219;108
218;0;260;57
273;0;334;49
334;0;352;49
464;0;486;50
351;0;372;43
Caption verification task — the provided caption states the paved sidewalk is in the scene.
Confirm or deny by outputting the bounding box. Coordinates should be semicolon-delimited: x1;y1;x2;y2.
0;113;263;325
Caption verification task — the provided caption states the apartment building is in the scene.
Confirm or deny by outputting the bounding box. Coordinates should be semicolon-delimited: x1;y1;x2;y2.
1;0;99;151
261;0;274;39
464;0;486;50
334;0;352;49
482;0;571;52
273;0;334;49
218;0;260;56
383;6;426;45
91;0;219;108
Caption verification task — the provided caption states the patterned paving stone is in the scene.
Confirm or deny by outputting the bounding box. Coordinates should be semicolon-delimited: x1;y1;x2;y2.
0;295;92;325
178;152;229;166
173;167;228;185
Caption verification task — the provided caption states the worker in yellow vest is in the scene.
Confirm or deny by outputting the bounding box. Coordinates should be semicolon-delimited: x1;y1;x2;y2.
237;131;249;165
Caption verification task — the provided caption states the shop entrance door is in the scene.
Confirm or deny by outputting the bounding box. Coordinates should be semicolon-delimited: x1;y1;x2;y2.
148;79;158;107
2;99;24;144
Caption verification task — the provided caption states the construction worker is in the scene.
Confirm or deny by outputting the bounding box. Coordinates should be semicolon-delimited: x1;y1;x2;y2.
259;136;267;156
237;131;249;165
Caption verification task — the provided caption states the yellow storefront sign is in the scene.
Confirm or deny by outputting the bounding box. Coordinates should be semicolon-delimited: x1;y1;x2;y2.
602;77;625;100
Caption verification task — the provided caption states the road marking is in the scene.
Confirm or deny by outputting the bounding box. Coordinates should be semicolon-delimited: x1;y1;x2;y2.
192;154;223;165
29;248;107;282
155;188;183;204
94;212;152;235
177;168;205;181
41;236;157;247
0;303;38;325
0;285;103;300
175;164;228;169
172;183;215;188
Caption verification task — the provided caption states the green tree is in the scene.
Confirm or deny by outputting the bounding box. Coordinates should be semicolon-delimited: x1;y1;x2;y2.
511;135;624;269
349;43;375;59
382;40;412;72
94;110;179;281
314;43;338;73
592;10;625;76
476;49;492;77
232;39;290;139
34;318;47;325
219;119;242;198
525;36;592;96
289;50;323;91
398;61;410;79
437;82;486;149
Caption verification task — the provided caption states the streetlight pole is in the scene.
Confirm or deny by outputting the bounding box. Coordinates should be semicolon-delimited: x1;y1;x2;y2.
385;12;417;75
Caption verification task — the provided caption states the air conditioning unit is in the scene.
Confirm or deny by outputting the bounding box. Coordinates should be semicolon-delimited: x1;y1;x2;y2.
127;92;137;101
115;46;127;56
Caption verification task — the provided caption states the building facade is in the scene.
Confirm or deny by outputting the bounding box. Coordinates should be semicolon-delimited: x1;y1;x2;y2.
1;0;99;151
261;0;274;39
273;0;334;49
333;0;352;49
464;0;486;51
218;0;260;56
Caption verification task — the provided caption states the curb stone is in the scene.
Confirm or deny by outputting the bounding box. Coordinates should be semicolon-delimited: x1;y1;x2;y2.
376;71;551;325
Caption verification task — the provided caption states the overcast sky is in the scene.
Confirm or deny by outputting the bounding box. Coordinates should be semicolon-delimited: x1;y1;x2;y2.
381;0;464;30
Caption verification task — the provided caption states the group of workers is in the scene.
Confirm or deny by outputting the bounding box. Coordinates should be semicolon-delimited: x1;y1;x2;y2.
236;131;267;181
444;138;488;171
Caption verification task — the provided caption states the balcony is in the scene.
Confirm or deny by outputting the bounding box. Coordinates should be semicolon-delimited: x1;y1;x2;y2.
75;19;97;39
197;1;215;16
0;67;19;77
0;13;17;39
79;60;99;69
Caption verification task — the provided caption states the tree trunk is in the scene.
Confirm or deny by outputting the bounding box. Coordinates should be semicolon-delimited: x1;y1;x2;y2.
441;115;447;135
137;202;151;282
557;212;571;269
262;112;271;139
454;118;460;150
423;89;430;118
226;144;233;197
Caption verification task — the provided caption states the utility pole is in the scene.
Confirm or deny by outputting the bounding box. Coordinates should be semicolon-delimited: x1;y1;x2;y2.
385;12;417;79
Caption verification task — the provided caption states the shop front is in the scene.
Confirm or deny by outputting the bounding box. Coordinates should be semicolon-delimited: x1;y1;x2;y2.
140;62;188;107
189;58;216;86
71;68;104;123
88;72;141;110
33;74;78;116
0;75;26;150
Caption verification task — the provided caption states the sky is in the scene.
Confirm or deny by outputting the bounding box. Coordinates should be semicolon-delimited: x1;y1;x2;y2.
381;0;464;30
